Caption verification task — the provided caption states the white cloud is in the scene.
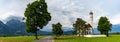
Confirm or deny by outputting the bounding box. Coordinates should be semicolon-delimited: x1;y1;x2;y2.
46;0;120;28
0;0;120;31
0;0;34;21
91;3;110;28
110;14;120;24
46;0;90;28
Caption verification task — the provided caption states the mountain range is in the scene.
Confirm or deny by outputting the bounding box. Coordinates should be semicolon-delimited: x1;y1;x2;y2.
0;16;53;36
0;16;74;36
0;16;120;36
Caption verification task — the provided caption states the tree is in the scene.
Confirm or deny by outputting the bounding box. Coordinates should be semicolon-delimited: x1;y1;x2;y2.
73;18;86;37
73;24;77;35
52;22;63;37
24;0;51;40
97;16;112;37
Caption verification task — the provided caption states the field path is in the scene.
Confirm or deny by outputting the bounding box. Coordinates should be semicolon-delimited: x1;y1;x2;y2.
34;36;54;42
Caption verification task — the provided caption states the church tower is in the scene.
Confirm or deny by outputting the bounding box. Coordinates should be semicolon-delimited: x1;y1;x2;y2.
89;11;94;34
89;11;93;27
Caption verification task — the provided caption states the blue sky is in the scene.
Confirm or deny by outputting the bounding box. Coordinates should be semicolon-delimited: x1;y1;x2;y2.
0;0;120;31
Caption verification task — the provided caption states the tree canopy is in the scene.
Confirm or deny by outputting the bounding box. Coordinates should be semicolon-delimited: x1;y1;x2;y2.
73;18;86;36
52;22;63;37
97;16;112;37
24;0;51;39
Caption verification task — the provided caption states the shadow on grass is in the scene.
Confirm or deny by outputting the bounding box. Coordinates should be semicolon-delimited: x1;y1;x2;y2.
55;38;76;40
54;36;81;40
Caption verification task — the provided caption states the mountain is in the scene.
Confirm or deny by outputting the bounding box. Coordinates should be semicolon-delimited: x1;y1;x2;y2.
0;21;11;35
5;16;23;22
6;19;26;35
4;16;52;35
111;24;120;33
62;27;73;32
93;24;120;34
4;18;53;35
0;16;120;35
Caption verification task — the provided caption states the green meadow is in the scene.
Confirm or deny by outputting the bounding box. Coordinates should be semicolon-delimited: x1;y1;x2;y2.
54;35;120;42
0;36;44;42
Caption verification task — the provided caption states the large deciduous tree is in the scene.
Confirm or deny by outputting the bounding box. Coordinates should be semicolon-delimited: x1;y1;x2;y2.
73;18;86;37
52;22;63;37
24;0;51;40
97;16;112;37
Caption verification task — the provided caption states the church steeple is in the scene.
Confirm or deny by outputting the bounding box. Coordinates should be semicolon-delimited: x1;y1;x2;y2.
90;11;93;15
89;11;94;34
89;11;93;27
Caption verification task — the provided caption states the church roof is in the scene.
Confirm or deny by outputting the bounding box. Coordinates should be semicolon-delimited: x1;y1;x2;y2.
85;23;92;28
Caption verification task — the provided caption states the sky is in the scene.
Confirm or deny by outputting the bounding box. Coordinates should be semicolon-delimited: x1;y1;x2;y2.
0;0;120;31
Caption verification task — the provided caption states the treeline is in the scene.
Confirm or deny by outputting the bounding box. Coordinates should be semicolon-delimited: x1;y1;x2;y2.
52;16;112;37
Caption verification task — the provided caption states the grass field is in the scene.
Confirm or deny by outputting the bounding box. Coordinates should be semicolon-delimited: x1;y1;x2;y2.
0;36;44;42
54;35;120;42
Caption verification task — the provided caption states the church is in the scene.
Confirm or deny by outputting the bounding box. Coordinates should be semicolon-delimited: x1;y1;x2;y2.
77;11;94;36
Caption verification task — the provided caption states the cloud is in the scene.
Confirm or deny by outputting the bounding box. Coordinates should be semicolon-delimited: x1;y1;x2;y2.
46;0;100;28
110;13;120;24
46;0;120;28
46;0;89;28
0;0;34;21
0;0;120;31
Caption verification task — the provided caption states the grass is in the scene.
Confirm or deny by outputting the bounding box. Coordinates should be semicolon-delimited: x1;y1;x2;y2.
54;35;120;42
0;36;44;42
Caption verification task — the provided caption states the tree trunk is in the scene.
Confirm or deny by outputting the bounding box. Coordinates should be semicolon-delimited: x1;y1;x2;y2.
34;16;38;40
79;29;80;37
35;31;38;40
106;32;109;37
82;30;84;37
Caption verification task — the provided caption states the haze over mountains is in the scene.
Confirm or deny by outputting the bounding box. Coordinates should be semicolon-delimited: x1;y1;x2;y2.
0;16;51;36
0;16;73;35
0;17;26;36
0;16;120;36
